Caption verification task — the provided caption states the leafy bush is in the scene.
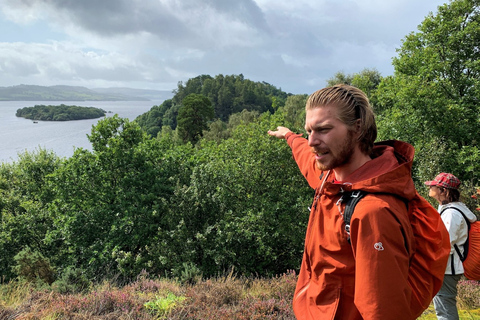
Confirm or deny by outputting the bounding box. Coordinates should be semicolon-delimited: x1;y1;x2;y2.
144;292;186;318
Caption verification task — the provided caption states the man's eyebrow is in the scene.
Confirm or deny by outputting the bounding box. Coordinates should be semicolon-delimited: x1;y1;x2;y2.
309;122;332;131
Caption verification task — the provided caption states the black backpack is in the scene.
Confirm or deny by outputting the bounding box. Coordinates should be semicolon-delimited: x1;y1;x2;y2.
439;206;470;262
341;190;368;240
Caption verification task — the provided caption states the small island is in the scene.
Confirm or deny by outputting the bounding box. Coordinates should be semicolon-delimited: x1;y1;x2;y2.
16;104;106;121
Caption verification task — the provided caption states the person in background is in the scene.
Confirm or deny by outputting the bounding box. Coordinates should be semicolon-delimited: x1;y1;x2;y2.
425;172;477;320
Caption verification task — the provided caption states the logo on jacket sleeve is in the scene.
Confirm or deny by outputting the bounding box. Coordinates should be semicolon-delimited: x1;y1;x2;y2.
374;242;384;251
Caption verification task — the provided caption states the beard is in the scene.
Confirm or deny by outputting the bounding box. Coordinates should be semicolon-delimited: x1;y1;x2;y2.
313;131;356;171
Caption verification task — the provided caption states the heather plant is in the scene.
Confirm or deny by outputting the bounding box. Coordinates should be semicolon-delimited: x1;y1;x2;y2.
129;270;184;298
247;270;297;300
185;273;244;308
3;272;480;319
171;271;296;320
457;279;480;310
45;283;147;317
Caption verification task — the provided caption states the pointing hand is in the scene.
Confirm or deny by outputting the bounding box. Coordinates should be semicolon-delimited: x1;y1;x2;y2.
267;126;292;139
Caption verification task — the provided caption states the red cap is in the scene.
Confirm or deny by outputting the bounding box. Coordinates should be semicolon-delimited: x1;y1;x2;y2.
424;172;461;189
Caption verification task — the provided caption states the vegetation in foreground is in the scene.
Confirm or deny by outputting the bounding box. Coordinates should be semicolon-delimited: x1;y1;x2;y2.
1;272;479;320
0;270;297;320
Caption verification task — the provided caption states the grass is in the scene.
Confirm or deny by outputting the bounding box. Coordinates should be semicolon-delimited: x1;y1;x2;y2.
418;278;480;320
0;270;297;320
419;305;480;320
0;271;478;319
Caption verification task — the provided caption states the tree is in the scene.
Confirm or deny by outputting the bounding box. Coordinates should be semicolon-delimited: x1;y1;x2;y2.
177;94;214;144
136;74;289;136
0;149;60;281
326;71;354;86
135;99;173;137
281;94;308;131
375;0;480;184
48;116;194;279
149;112;312;277
326;69;383;107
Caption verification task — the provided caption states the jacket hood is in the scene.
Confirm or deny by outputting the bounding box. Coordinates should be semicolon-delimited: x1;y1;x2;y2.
440;202;477;223
322;140;417;201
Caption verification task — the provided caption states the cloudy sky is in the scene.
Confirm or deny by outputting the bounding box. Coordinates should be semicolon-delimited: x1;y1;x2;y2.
0;0;447;95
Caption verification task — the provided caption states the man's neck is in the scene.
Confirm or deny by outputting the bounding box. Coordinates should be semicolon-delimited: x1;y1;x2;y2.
333;151;372;182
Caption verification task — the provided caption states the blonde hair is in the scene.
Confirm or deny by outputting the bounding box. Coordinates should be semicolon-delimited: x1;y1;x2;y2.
306;84;377;155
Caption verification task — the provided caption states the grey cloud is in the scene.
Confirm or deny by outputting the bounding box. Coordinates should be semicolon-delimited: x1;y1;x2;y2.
198;0;269;30
46;0;193;41
6;0;270;49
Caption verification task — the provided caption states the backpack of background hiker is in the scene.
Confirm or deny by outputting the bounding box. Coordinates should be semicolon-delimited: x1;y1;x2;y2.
440;206;480;281
342;190;450;319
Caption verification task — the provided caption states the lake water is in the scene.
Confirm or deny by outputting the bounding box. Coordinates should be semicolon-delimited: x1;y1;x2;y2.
0;100;163;163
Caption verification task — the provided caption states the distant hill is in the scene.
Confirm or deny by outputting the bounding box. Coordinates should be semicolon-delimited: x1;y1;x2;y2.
0;85;174;101
91;87;173;101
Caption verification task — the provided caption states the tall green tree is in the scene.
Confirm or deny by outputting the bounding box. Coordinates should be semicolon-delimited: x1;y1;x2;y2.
376;0;480;183
326;69;383;107
177;94;214;144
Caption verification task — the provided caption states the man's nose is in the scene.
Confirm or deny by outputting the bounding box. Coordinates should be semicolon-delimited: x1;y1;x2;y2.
307;133;319;147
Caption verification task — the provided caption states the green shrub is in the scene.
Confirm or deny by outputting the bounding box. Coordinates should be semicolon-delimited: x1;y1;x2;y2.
12;246;55;285
172;262;203;284
52;266;91;294
144;292;186;318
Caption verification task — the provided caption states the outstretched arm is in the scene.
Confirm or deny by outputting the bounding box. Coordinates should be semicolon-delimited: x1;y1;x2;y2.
268;126;321;188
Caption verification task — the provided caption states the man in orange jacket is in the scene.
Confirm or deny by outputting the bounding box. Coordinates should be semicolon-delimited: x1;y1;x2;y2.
268;84;447;319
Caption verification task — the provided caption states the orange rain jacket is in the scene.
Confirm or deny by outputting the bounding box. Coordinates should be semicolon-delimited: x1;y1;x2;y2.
286;133;434;320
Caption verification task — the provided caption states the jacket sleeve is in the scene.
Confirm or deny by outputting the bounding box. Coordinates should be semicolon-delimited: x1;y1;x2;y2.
349;196;413;320
285;132;322;189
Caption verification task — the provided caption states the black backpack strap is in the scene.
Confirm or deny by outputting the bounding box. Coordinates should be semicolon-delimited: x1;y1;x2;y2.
341;190;368;241
440;206;470;262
